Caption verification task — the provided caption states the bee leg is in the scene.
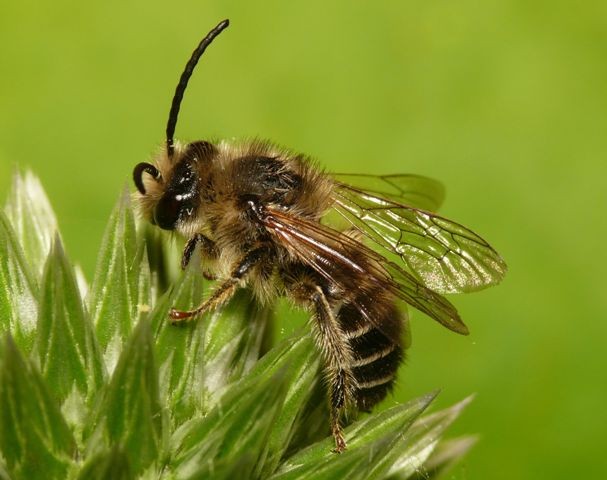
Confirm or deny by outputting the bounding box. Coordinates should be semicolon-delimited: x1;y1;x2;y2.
169;277;238;322
181;233;218;270
308;285;356;453
202;271;217;281
170;246;269;323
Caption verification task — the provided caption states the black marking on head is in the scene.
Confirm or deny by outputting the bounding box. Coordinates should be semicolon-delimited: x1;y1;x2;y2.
154;155;201;230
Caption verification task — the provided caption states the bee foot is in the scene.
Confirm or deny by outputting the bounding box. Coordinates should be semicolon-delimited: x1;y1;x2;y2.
331;425;347;453
169;308;198;323
332;434;347;454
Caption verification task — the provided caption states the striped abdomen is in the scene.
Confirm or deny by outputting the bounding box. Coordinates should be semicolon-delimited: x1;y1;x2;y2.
337;300;404;411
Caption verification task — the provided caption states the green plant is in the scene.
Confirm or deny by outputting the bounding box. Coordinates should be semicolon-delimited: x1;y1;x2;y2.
0;171;475;479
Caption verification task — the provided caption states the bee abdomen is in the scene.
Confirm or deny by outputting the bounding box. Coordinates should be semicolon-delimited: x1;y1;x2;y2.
338;303;404;411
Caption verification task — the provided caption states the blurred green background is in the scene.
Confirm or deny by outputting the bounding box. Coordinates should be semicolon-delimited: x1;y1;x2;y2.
1;1;605;478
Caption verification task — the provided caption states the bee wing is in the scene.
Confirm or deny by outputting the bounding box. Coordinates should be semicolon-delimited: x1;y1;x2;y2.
262;207;469;335
332;173;445;212
331;183;507;294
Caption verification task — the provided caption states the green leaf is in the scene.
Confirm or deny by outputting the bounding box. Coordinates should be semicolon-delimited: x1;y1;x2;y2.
0;461;11;480
0;211;38;350
384;396;474;479
151;261;205;423
271;392;438;480
153;261;272;423
0;336;76;480
200;288;273;384
87;318;162;476
272;447;369;480
170;367;288;479
139;222;181;294
88;188;139;368
3;170;58;278
174;454;256;480
36;235;105;403
408;435;478;480
169;334;323;478
135;240;153;321
76;445;133;480
252;335;322;477
284;380;330;455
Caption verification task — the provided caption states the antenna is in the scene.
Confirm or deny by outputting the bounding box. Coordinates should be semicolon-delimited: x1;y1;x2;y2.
165;19;230;158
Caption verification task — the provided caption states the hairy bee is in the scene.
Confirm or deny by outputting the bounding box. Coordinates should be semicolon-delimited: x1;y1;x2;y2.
133;19;506;452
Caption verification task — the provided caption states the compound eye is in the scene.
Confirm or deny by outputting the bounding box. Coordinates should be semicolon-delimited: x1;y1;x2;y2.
154;194;183;230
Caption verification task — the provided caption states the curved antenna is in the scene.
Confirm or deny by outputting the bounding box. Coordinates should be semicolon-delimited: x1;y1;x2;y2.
133;162;161;194
166;19;230;159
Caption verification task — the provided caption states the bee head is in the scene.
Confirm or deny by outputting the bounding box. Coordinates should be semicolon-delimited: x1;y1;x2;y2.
133;141;216;230
132;19;229;230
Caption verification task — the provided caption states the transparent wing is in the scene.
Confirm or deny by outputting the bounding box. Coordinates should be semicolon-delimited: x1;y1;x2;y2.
331;183;507;294
261;207;468;335
332;173;445;212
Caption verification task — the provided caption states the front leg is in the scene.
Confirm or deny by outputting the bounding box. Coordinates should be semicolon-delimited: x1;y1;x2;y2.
181;233;218;270
170;245;270;323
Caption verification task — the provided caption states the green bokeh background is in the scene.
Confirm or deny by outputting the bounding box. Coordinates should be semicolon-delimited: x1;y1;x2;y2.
1;1;605;478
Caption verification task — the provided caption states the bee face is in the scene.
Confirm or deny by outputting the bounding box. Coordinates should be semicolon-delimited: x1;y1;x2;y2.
153;157;200;230
133;141;216;231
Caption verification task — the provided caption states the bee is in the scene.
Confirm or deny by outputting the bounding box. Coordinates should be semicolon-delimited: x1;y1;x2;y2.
133;19;506;452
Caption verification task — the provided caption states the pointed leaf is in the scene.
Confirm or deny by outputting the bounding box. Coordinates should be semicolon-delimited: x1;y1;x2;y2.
152;261;205;423
36;236;105;403
272;392;438;479
0;461;11;480
89;188;139;368
0;336;75;479
409;435;478;480
201;288;273;383
270;448;369;480
135;241;153;319
170;335;329;478
74;264;90;301
171;367;288;479
280;395;466;480
139;222;181;294
4;170;58;278
283;379;330;455
255;335;322;476
77;445;132;480
0;212;38;350
88;319;162;475
175;454;255;480
385;396;474;479
153;261;272;422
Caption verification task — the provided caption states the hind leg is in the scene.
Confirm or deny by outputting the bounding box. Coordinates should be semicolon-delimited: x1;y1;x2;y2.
291;280;357;452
